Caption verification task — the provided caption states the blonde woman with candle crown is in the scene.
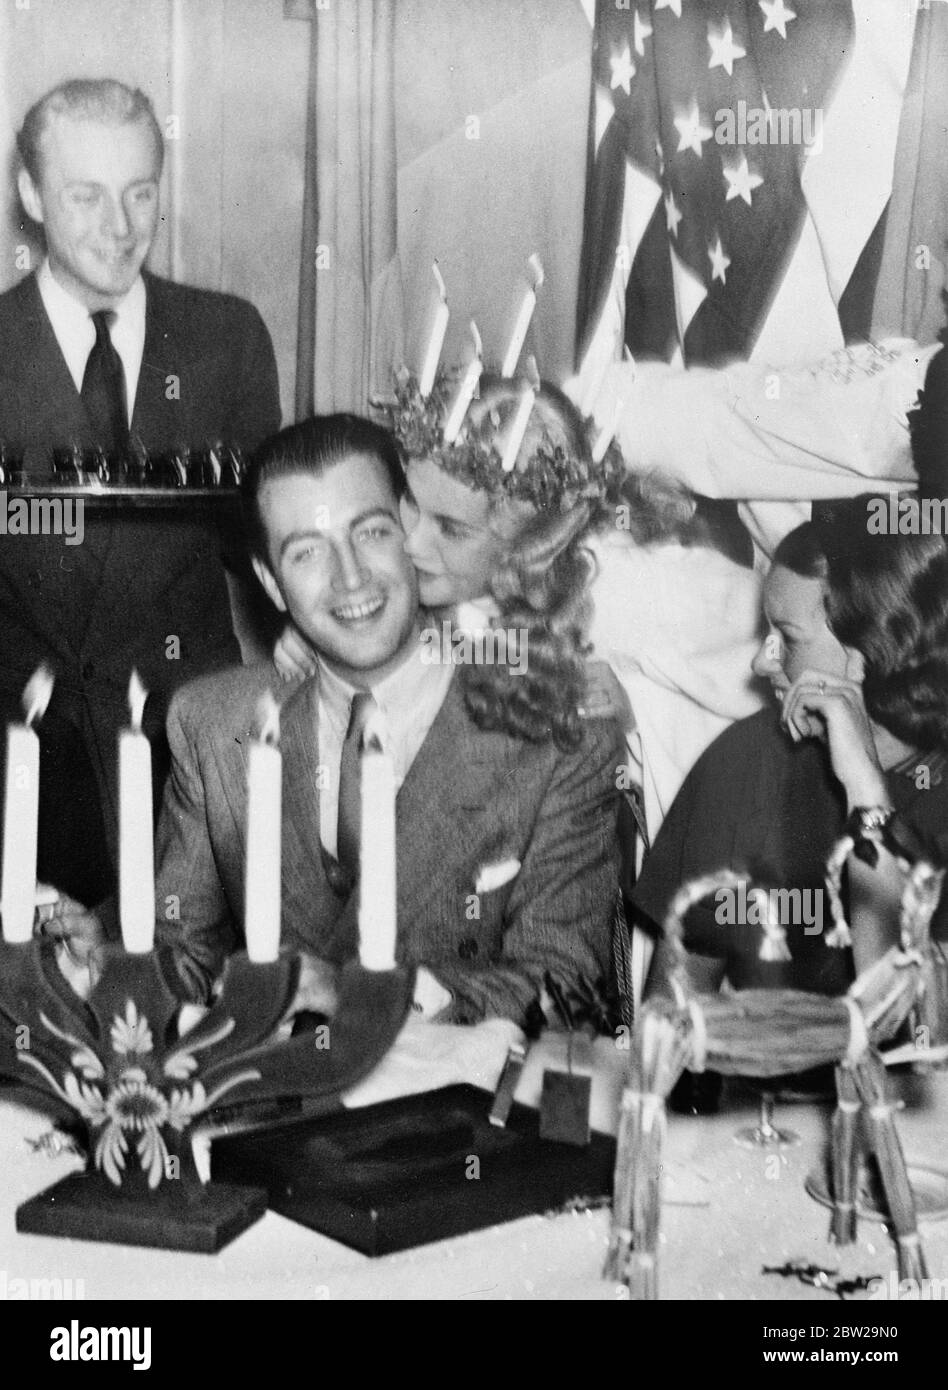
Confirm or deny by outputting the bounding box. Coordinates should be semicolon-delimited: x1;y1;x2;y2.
275;374;765;844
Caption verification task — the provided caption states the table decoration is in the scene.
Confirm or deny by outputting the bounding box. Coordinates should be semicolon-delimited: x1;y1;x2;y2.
0;671;415;1253
244;694;282;964
118;672;155;954
2;942;414;1251
605;845;944;1298
804;1160;948;1223
358;708;397;971
1;668;54;944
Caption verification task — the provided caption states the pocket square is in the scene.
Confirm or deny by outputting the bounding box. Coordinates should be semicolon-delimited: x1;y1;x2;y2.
475;858;521;894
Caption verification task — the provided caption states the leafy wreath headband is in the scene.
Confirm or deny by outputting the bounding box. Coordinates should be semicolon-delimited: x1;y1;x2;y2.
372;259;627;514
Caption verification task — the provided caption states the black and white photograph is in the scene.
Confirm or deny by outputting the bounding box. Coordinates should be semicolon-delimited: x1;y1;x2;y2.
0;0;946;1336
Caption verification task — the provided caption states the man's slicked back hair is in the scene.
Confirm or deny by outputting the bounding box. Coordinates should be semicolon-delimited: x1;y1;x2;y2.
242;414;406;560
17;78;165;184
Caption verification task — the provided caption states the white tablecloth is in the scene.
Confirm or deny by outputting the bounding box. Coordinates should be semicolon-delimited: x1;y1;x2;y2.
2;1025;946;1301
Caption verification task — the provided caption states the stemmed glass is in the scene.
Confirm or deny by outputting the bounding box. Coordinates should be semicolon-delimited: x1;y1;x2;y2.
733;1087;800;1148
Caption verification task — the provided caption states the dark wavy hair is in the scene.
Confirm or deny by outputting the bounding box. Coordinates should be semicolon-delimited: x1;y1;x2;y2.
775;514;948;751
243;413;405;561
454;378;702;750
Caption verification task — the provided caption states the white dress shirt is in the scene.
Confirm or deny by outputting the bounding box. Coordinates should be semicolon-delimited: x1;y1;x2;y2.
316;641;455;1019
316;641;453;859
37;259;147;424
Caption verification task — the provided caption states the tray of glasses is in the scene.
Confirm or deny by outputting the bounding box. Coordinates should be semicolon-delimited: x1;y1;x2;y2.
0;445;247;509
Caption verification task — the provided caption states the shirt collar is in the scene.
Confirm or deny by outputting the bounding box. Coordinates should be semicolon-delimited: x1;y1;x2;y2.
37;258;146;337
316;635;441;735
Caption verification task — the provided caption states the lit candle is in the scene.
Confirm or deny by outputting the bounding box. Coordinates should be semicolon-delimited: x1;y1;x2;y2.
358;709;396;971
501;253;544;378
591;396;626;463
418;262;449;399
500;387;536;472
442;321;483;444
245;693;282;963
118;671;155;953
1;666;53;943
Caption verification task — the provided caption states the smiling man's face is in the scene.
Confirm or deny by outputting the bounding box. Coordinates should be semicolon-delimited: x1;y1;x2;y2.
18;112;161;310
253;454;420;687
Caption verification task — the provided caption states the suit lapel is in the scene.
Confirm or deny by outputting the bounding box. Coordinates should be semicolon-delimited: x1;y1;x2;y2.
16;275;92;455
132;273;178;442
13;278;110;640
394;677;529;930
271;675;355;948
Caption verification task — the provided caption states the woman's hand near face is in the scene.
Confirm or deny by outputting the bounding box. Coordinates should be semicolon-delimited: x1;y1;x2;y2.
273;621;318;682
780;669;890;809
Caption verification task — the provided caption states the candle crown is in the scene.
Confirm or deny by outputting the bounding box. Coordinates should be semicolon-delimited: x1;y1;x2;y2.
127;670;148;733
22;665;54;727
255;692;281;748
500;388;537;472
591;397;626;464
526;253;545;292
383;370;625;514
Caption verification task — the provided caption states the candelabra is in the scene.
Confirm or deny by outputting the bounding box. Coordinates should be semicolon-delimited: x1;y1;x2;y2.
0;937;414;1251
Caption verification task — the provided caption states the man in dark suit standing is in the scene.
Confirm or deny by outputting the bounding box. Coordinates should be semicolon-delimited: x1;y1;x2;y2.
0;78;280;907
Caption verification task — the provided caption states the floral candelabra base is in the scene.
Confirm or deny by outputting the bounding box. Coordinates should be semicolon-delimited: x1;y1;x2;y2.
0;939;415;1252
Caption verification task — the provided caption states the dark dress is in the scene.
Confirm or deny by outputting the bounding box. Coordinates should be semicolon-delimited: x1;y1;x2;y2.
632;706;948;995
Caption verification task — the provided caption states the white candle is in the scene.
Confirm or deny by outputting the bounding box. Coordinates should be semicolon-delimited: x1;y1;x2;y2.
1;666;53;943
358;709;397;971
118;671;155;953
500;388;536;472
501;253;544;378
591;396;626;463
418;262;449;399
245;693;282;963
442;321;483;443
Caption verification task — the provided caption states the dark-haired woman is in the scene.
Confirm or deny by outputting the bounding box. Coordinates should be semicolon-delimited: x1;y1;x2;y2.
633;514;948;997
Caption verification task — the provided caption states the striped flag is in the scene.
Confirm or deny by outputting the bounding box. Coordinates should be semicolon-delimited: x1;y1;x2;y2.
576;0;922;390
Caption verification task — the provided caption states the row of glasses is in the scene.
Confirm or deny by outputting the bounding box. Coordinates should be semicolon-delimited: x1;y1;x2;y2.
0;441;245;489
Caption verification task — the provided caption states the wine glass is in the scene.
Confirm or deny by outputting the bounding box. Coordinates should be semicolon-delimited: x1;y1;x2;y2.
734;1086;800;1148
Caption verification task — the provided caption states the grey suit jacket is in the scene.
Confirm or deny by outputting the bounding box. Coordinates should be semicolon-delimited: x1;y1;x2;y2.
155;663;623;1025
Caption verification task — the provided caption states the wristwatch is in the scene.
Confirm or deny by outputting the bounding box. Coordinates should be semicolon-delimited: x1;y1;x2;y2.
847;805;895;835
845;805;895;867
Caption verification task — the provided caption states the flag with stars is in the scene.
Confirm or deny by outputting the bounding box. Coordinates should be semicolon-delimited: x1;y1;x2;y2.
575;0;929;379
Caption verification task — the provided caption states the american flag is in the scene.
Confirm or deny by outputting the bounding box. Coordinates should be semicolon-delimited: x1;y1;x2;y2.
575;0;937;385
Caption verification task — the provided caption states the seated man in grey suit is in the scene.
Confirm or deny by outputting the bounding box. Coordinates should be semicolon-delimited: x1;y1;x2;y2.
152;414;623;1025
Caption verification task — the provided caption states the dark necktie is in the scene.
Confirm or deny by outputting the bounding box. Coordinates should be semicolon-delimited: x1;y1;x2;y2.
336;692;377;875
81;310;128;453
